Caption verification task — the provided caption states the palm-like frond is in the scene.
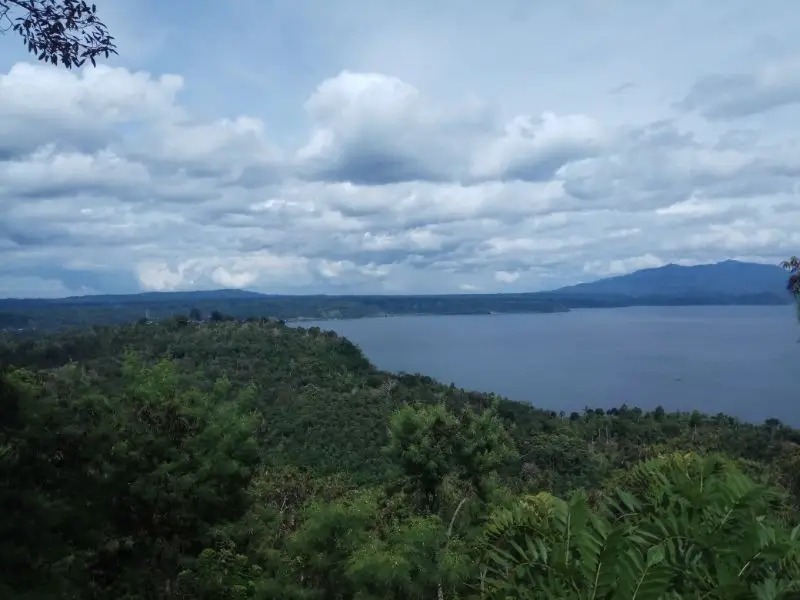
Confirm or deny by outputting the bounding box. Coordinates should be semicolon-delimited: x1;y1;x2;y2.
479;454;800;600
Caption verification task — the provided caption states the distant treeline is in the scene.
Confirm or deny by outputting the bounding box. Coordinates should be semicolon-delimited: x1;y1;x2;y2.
0;289;792;332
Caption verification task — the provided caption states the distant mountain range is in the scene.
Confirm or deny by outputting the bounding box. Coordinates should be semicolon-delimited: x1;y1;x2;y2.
4;288;269;306
551;260;790;298
0;260;794;331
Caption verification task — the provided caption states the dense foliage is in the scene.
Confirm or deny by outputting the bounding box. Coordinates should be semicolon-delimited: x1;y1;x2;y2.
483;454;800;599
2;315;800;598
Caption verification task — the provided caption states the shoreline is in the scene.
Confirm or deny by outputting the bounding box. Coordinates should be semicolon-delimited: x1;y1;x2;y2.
284;301;793;324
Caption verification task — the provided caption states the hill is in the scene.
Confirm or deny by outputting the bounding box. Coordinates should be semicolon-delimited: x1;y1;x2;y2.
553;259;790;299
2;318;800;597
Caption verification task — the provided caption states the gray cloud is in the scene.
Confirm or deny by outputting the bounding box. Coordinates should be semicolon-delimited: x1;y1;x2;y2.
303;143;448;185
679;60;800;119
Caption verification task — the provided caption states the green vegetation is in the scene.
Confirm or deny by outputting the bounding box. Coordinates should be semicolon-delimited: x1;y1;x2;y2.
2;315;800;598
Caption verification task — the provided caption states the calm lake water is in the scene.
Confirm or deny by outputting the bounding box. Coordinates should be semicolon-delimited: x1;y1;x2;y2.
299;306;800;425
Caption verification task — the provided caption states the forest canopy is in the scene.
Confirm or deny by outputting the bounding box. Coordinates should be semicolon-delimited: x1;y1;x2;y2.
2;315;800;598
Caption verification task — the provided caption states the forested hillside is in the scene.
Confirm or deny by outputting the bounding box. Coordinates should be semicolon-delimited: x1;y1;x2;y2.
3;316;800;598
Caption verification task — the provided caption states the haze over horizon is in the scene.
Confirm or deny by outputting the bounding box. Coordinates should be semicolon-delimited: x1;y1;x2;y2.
0;258;789;302
2;0;799;298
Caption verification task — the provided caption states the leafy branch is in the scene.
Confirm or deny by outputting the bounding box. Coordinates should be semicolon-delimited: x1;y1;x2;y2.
0;0;116;68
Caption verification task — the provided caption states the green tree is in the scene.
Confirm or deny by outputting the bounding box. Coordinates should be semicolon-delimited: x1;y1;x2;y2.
383;403;518;599
289;490;379;600
385;403;517;515
0;355;261;598
175;542;262;600
346;513;470;600
0;0;117;68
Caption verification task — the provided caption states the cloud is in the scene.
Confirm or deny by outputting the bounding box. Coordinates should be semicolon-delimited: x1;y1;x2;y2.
680;59;800;119
135;253;316;292
471;113;607;182
0;62;182;158
0;275;94;299
138;117;285;185
0;146;150;199
296;71;491;184
295;71;606;186
1;0;799;297
583;254;665;278
495;270;521;284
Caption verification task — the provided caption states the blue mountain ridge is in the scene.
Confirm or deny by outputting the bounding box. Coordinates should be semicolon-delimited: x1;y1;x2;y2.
552;260;789;297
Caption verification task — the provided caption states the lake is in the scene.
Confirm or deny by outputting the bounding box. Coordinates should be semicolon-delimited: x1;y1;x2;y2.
299;305;800;425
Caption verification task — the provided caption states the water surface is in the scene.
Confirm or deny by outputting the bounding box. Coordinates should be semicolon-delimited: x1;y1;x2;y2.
300;306;799;425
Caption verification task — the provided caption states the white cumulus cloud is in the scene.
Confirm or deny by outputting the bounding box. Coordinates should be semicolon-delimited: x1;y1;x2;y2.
1;0;799;297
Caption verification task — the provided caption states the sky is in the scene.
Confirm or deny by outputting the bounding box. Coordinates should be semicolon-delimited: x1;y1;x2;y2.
1;0;799;298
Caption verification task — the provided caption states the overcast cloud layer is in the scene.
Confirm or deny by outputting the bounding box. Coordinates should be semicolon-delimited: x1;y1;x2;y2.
1;0;799;297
